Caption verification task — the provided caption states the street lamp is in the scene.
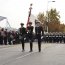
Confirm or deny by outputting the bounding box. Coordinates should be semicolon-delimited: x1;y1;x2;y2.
47;0;55;32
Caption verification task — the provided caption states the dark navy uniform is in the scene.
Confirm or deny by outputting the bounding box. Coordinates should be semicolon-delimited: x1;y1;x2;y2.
35;22;43;52
46;34;49;43
59;34;63;43
19;23;26;51
63;33;65;43
27;22;33;52
49;34;52;43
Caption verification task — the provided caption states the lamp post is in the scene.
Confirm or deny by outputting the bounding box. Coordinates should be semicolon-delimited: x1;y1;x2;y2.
47;1;55;32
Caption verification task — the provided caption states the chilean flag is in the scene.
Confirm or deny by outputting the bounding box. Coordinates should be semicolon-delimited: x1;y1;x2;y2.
26;4;32;28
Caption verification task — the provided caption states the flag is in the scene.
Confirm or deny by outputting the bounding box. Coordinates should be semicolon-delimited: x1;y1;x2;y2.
26;4;32;28
0;16;6;21
29;14;38;33
26;11;31;27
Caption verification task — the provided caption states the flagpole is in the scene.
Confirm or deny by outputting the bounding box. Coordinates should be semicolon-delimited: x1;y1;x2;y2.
26;3;33;27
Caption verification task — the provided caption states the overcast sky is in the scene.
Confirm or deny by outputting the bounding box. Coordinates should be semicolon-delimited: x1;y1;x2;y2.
0;0;65;28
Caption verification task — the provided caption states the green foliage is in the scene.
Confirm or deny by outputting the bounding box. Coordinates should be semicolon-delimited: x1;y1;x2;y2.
48;9;60;23
37;12;45;23
37;12;46;31
37;8;65;32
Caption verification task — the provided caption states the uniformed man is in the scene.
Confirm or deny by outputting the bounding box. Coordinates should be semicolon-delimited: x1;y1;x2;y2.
63;33;65;43
35;22;43;52
19;23;26;52
27;22;34;52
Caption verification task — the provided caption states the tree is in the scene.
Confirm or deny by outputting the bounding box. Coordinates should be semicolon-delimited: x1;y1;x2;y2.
37;12;45;23
37;12;47;31
37;8;65;32
47;9;60;32
48;9;60;22
59;24;65;32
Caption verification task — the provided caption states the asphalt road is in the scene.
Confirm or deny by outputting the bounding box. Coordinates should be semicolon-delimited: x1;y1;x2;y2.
0;42;65;65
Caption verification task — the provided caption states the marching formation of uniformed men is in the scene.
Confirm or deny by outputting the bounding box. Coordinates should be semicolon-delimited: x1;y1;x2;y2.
43;32;65;43
1;22;65;52
18;22;65;52
19;22;43;52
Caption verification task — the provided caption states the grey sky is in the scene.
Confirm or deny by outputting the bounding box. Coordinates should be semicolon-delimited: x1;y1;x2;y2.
0;0;65;28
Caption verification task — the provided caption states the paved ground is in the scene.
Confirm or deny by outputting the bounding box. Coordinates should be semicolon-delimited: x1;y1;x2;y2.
0;42;65;65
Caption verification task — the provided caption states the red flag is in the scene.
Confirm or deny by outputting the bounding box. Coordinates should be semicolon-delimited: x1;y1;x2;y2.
26;9;31;27
26;4;32;28
26;16;30;27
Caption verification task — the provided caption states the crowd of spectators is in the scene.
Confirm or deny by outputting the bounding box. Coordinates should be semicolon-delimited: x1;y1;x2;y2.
0;28;20;45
